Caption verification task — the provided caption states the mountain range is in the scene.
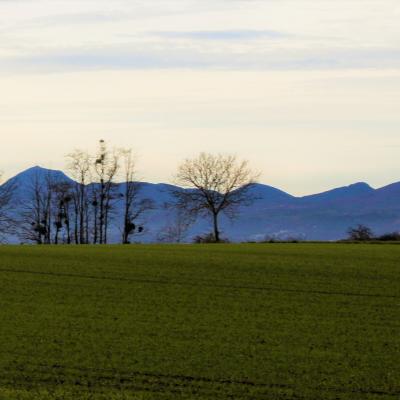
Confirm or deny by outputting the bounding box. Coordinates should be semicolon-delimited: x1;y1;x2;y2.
2;166;400;243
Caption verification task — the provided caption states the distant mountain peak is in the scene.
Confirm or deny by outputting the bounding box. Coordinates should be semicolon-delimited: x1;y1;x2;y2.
10;166;73;185
347;182;373;190
299;181;374;204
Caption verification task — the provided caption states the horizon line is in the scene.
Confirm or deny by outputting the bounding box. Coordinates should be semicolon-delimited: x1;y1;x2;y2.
3;164;400;199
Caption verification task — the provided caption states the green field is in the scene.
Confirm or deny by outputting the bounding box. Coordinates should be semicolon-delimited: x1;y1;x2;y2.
0;244;399;399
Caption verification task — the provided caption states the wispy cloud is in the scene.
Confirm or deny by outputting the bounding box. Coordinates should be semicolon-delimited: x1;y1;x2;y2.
0;0;399;74
152;30;291;41
2;44;400;74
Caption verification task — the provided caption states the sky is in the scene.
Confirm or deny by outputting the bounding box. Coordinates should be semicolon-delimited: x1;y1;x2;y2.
1;0;400;195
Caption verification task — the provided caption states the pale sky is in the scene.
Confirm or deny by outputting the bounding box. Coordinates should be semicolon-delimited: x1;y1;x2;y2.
1;0;400;195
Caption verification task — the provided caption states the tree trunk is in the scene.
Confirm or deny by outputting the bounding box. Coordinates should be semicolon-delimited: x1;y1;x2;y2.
93;205;98;244
66;219;71;244
79;184;85;244
85;206;90;244
123;190;130;244
104;201;109;245
55;227;60;245
74;208;79;244
99;183;105;244
213;213;220;243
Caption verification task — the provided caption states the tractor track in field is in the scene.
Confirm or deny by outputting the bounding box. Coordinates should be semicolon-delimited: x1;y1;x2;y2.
0;365;296;399
1;363;399;399
0;267;398;299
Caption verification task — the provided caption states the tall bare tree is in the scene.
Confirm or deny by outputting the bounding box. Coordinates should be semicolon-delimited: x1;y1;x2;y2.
52;181;74;244
66;150;91;244
90;183;100;244
20;172;54;244
21;171;76;245
120;149;154;244
94;140;119;244
173;153;258;242
0;172;17;242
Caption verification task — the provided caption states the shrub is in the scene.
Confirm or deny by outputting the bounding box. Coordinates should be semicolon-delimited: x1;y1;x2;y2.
377;232;400;241
347;225;374;241
192;233;229;244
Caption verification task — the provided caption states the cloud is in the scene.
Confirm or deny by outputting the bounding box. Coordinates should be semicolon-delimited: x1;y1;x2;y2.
28;12;126;26
2;44;400;74
0;0;399;74
152;30;291;41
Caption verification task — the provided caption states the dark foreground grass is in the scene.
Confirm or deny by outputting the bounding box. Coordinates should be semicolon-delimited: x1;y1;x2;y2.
0;244;399;399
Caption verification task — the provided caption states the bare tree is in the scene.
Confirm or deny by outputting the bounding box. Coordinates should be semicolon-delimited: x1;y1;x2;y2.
20;172;53;244
52;181;74;244
19;171;74;245
89;183;100;244
66;150;91;244
94;140;119;244
157;208;194;243
120;149;154;244
21;175;43;244
0;172;17;242
173;153;258;242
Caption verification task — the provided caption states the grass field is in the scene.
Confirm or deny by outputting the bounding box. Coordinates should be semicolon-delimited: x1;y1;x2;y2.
0;244;399;399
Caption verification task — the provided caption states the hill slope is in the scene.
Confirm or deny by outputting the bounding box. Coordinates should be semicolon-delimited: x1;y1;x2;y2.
1;166;400;242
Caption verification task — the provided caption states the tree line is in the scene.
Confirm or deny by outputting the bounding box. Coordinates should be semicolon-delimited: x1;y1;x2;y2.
0;140;258;244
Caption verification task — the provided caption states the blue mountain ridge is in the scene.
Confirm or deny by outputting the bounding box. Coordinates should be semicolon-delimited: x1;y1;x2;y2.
2;166;400;242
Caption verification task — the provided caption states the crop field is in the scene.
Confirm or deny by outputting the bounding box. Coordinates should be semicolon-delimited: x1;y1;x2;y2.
0;244;399;399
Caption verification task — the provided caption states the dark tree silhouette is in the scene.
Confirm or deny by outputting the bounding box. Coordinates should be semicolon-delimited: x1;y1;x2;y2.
66;149;91;244
52;181;74;244
20;172;54;244
94;140;119;244
347;224;374;241
120;149;154;244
